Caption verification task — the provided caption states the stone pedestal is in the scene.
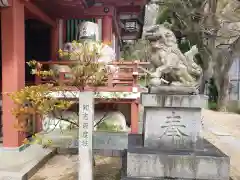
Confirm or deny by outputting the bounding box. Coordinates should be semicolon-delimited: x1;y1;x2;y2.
121;135;230;180
121;92;230;180
141;94;207;150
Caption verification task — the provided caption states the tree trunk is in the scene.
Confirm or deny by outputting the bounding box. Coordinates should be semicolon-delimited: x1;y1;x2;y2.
216;75;229;111
199;58;214;94
199;69;210;94
199;78;206;94
213;48;235;111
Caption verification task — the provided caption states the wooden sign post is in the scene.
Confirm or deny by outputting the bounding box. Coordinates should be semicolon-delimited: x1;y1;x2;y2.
78;92;94;180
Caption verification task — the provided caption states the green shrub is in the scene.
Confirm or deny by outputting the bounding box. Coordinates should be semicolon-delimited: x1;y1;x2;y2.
208;101;217;110
97;121;123;132
208;78;218;103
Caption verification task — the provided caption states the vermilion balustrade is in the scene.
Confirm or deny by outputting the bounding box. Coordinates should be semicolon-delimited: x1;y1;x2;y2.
34;60;150;92
32;60;150;133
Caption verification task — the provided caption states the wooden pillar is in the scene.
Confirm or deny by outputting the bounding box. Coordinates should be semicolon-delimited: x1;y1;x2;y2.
96;18;102;41
51;20;59;60
102;16;112;45
131;102;139;134
63;20;66;44
58;19;64;50
1;0;25;147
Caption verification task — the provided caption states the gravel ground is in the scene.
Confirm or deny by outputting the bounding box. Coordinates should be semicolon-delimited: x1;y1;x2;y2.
30;155;121;180
30;109;240;180
202;109;240;180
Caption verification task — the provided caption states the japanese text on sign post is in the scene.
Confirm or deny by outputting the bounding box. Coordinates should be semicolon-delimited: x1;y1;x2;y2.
80;104;91;148
79;92;94;180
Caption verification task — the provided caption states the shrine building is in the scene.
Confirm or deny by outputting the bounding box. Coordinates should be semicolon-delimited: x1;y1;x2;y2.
0;0;148;149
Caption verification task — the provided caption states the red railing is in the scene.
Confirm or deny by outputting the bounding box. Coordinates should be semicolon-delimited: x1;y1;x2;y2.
34;60;150;92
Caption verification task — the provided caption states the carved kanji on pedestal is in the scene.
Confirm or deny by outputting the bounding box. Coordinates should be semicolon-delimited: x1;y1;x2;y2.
159;111;188;139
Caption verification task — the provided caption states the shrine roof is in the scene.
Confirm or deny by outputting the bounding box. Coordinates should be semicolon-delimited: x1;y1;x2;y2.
30;0;148;40
32;0;148;19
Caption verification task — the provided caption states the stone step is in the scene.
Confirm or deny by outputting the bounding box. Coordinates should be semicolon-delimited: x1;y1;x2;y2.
121;177;225;180
123;140;230;180
0;145;56;180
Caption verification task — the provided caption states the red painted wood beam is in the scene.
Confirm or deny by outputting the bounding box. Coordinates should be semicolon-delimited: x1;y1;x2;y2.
102;16;112;44
141;0;148;7
84;6;114;17
54;0;85;9
118;6;141;13
51;20;59;60
59;6;115;19
81;0;88;8
95;0;145;6
113;13;122;46
1;0;26;147
23;0;55;27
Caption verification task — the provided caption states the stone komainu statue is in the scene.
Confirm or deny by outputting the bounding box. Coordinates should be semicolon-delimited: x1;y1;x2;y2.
143;24;202;87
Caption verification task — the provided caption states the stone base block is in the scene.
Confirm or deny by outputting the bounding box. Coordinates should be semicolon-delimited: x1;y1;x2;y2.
150;86;198;95
0;145;56;180
140;93;207;108
141;94;207;150
39;130;128;150
123;135;230;180
143;106;203;150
